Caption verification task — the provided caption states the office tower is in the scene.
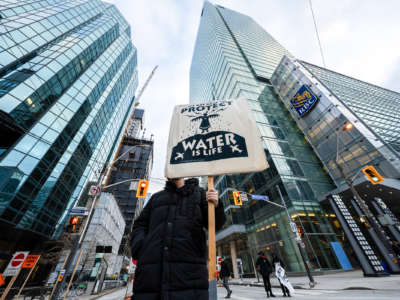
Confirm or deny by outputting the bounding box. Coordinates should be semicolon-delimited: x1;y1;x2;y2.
0;0;138;257
272;56;400;275
106;131;153;256
190;2;346;275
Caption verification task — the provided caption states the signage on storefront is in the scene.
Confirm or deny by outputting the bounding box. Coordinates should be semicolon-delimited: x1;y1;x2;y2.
291;85;318;117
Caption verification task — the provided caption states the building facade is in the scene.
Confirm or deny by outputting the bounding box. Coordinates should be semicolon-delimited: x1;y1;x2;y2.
78;192;125;278
190;2;347;276
106;132;154;256
0;0;138;265
271;56;400;274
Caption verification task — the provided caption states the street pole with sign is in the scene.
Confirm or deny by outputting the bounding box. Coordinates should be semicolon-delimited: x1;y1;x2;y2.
276;185;315;287
15;255;41;299
335;123;399;273
0;252;29;300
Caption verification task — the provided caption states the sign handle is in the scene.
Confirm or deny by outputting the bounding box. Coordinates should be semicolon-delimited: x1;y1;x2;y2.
208;176;217;281
62;249;83;300
49;250;71;300
0;273;19;300
14;255;41;299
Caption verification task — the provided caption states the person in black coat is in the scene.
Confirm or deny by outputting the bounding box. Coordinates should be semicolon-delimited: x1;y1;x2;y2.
219;257;232;298
255;251;275;297
131;178;226;300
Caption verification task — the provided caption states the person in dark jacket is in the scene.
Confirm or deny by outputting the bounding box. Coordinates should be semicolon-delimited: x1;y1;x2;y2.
272;253;290;297
131;178;226;300
255;251;275;297
219;257;232;298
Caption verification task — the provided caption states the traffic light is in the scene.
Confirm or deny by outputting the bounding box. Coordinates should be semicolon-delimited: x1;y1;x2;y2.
69;216;79;232
233;191;242;206
136;179;149;198
297;227;304;238
362;165;384;185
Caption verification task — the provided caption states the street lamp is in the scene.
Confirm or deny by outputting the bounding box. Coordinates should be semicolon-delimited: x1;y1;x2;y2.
334;122;397;268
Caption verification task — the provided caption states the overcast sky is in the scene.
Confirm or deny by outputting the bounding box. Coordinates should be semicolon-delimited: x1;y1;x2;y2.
111;0;400;193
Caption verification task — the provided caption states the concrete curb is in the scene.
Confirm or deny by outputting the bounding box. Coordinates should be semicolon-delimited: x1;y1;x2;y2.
228;281;378;291
84;286;127;299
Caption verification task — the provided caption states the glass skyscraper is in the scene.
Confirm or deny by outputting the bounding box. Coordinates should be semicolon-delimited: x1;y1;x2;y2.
0;0;138;251
190;2;344;275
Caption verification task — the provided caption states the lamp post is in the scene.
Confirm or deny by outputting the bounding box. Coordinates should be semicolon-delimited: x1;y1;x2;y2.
334;122;397;266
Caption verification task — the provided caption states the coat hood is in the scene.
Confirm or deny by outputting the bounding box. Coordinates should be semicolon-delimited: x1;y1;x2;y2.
165;178;200;196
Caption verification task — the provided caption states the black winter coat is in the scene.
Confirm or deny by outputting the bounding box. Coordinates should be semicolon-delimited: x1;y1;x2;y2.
131;178;226;300
219;261;230;278
256;256;272;276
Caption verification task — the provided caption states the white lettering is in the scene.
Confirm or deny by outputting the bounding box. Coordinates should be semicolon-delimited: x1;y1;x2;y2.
183;139;197;151
225;133;237;145
216;135;224;147
206;136;216;148
196;139;207;150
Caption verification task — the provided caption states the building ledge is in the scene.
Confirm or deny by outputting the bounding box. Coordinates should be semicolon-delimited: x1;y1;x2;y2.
216;224;246;242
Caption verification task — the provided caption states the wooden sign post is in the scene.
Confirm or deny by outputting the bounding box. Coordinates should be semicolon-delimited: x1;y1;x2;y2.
208;176;216;281
15;255;41;299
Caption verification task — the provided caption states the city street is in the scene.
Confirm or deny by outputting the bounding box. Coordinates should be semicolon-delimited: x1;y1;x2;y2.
94;286;399;300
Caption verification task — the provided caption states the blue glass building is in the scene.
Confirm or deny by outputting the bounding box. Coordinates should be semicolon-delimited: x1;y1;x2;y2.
190;2;345;276
191;1;400;277
0;0;138;251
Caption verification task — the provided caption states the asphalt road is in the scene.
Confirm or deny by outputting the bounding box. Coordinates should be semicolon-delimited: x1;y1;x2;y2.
96;285;399;299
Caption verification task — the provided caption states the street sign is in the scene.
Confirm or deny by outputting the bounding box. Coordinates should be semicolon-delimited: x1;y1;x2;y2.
239;192;248;201
290;222;298;233
22;254;40;269
70;206;88;216
251;194;269;201
3;252;29;276
89;185;101;196
57;269;65;282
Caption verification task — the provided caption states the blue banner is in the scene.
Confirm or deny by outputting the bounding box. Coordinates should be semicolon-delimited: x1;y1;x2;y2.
251;194;269;201
291;85;318;117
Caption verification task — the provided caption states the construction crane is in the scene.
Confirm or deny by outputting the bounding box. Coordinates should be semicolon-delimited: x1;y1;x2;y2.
104;65;158;185
135;65;158;106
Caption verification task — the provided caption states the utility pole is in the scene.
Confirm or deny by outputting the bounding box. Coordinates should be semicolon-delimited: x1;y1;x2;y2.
276;185;315;288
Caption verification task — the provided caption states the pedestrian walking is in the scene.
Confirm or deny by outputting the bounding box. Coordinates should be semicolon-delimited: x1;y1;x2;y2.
219;257;232;298
255;251;275;298
272;253;293;297
130;178;226;300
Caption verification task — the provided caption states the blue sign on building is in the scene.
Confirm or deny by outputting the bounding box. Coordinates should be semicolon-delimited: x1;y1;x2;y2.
291;85;318;117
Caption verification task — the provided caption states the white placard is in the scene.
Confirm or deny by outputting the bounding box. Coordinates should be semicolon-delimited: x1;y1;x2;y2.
165;99;268;178
3;251;29;276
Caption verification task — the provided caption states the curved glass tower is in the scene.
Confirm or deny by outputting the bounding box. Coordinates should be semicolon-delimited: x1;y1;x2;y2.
190;2;344;274
0;0;138;243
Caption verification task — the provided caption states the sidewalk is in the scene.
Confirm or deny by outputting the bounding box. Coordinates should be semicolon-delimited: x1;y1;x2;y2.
229;270;400;291
80;284;130;300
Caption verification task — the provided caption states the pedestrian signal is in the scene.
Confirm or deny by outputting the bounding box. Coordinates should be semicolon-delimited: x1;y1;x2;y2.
362;165;384;185
233;191;242;206
69;216;79;232
136;179;149;198
297;227;303;238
